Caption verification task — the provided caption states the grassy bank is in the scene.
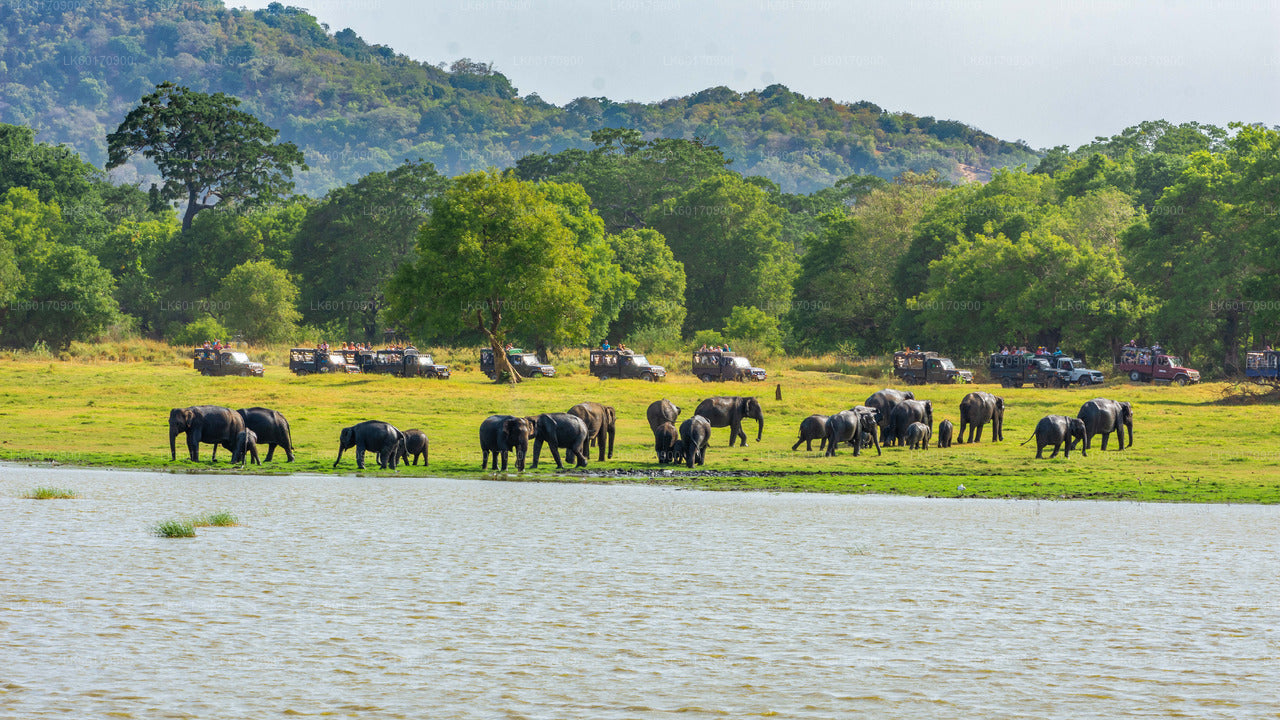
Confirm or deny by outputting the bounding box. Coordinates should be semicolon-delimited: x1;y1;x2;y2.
0;354;1276;503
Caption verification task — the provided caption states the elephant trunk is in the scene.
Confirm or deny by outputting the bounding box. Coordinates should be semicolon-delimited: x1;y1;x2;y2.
1126;421;1133;448
755;414;764;442
169;425;180;461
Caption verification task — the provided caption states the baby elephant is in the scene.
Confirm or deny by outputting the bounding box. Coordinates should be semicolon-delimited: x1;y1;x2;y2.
653;421;680;464
937;419;954;448
231;428;260;466
792;414;829;451
401;429;429;466
1022;415;1088;459
906;422;932;450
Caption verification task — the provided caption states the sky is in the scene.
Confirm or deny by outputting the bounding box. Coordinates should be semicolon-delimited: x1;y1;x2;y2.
234;0;1280;149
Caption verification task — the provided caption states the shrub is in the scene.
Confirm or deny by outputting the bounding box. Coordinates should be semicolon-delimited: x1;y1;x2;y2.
168;315;230;347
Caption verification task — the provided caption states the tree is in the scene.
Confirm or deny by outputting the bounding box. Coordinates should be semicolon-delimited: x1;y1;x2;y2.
606;228;687;340
384;171;593;383
107;82;307;231
723;305;782;353
292;160;449;340
215;259;301;345
648;173;797;333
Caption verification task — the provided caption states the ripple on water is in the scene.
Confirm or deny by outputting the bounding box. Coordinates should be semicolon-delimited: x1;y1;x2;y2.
1;467;1279;719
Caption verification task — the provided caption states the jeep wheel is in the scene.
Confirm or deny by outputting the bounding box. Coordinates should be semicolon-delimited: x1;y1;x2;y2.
699;374;714;383
1000;378;1012;388
319;366;331;374
641;372;654;382
1175;375;1189;386
1079;376;1091;386
1129;371;1142;382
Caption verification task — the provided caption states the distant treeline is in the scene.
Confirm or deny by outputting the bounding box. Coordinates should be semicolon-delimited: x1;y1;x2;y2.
2;117;1278;378
0;0;1038;194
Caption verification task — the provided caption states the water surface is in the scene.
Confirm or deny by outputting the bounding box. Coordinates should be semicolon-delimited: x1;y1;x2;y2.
1;466;1277;718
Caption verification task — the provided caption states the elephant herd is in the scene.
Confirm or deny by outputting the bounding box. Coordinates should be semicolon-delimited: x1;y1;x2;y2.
791;389;1134;460
166;389;1133;473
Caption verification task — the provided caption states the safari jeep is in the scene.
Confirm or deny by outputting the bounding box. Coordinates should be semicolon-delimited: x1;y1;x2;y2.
1117;346;1200;386
590;348;666;381
891;350;973;384
480;347;556;379
988;353;1070;388
691;350;767;382
193;348;264;377
362;348;450;378
288;348;355;375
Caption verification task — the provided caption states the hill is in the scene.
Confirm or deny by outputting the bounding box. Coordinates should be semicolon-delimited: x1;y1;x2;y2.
0;0;1040;194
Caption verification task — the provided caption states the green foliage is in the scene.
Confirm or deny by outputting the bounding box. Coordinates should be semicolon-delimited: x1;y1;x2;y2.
215;259;301;344
153;519;196;538
23;486;79;499
606;228;687;340
167;316;230;348
649;173;797;333
291;160;449;340
2;2;1037;196
384;170;594;351
723;306;783;353
689;329;726;350
107;82;306;229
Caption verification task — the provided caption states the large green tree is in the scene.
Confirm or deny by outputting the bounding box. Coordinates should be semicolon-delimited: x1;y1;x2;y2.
291;160;449;340
384;170;594;383
648;173;798;333
106;82;307;230
606;228;687;341
216;259;302;344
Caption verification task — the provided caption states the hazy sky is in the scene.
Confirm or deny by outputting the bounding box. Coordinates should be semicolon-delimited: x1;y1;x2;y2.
235;0;1280;149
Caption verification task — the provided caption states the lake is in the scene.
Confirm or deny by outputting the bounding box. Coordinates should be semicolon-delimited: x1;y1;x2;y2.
1;465;1277;718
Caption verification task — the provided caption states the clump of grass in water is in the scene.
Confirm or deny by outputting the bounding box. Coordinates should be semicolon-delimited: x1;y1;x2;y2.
191;510;238;527
153;519;196;538
23;486;79;499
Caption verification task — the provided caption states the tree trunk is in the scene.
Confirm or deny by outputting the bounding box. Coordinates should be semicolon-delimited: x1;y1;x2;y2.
478;306;521;384
182;185;200;232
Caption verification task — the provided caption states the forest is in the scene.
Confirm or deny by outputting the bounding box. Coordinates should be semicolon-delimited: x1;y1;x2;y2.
0;0;1037;194
2;109;1277;377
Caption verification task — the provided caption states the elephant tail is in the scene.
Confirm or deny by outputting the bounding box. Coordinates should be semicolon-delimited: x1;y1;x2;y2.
1019;430;1037;446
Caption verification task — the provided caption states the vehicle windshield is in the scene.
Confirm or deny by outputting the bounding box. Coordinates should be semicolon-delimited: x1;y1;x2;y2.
938;359;955;370
228;352;249;363
1167;356;1182;367
629;355;648;365
514;353;538;364
1059;360;1074;370
732;357;751;367
417;355;434;364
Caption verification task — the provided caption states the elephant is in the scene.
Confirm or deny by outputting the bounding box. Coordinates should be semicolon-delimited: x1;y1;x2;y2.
958;391;1004;444
694;396;763;447
1077;398;1133;451
530;412;590;470
231;429;260;466
888;399;933;447
937;419;954;448
792;414;829;451
401;429;429;466
906;422;932;450
568;401;616;461
169;405;244;462
1022;415;1088;458
865;389;915;446
236;407;295;462
479;415;532;472
333;421;406;470
679;415;711;468
646;399;681;433
653;421;680;463
824;407;881;457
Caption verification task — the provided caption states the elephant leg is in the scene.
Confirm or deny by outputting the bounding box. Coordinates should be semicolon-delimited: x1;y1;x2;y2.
737;422;748;447
958;421;967;444
482;449;490;470
597;431;606;462
1050;442;1061;458
187;430;201;461
1115;425;1125;451
550;443;565;470
251;446;261;465
355;444;366;470
265;444;276;462
500;451;508;472
1100;432;1109;451
792;437;802;451
530;438;543;469
1036;443;1044;459
975;424;983;443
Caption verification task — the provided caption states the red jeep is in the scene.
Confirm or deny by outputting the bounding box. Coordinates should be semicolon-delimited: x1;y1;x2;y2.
1116;346;1200;386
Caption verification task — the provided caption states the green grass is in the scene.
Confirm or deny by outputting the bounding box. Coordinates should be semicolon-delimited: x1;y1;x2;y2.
153;519;196;538
1;350;1278;503
23;485;79;499
191;510;238;527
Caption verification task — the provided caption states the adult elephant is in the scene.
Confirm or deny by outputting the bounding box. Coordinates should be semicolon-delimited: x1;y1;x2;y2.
479;415;532;472
888;399;933;447
1077;398;1134;451
1022;415;1088;458
236;407;295;462
792;414;829;451
694;396;763;447
646;399;681;432
825;407;881;457
653;421;680;464
865;389;914;447
679;415;711;468
957;391;1004;444
530;413;590;470
333;421;406;470
401;429;429;466
568;401;616;461
169;405;244;462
